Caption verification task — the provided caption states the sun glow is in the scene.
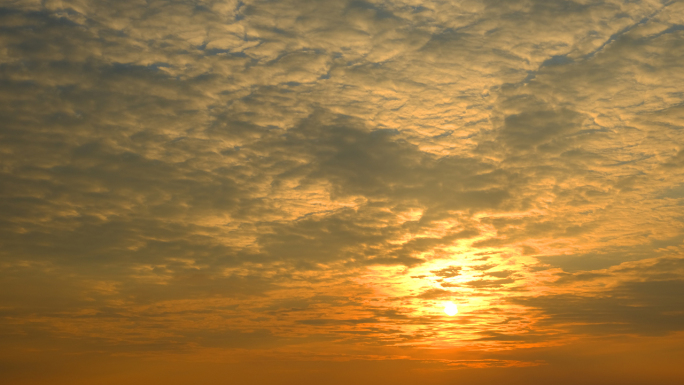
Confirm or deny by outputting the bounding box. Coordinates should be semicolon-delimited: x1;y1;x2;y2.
444;301;458;316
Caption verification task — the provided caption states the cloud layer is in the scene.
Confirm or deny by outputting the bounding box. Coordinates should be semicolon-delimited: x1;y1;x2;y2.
1;0;684;383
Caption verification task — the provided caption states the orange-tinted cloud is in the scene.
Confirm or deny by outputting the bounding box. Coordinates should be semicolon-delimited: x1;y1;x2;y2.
1;0;684;383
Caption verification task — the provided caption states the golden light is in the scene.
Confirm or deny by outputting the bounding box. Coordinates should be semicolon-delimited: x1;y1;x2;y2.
443;301;458;316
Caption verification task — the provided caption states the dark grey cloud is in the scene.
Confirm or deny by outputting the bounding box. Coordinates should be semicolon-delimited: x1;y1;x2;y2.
513;279;684;336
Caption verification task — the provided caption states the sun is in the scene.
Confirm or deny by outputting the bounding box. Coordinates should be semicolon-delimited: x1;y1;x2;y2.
443;301;458;316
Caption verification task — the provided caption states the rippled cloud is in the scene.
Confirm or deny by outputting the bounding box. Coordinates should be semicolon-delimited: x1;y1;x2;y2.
1;0;684;384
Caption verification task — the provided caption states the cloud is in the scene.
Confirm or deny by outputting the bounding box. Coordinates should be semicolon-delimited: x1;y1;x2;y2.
1;0;684;382
431;266;462;278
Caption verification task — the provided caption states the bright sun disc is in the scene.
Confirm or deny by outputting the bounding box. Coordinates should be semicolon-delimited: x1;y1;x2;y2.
443;302;458;316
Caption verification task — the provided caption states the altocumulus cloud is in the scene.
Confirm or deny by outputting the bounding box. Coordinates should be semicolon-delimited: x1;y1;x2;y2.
1;0;684;384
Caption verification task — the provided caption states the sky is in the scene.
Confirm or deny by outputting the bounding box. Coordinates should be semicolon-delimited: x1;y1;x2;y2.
1;0;684;384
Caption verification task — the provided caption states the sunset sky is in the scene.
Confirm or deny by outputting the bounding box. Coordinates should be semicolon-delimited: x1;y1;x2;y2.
2;0;684;384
